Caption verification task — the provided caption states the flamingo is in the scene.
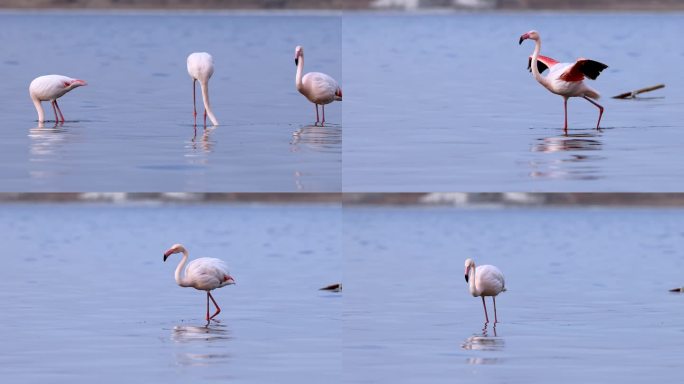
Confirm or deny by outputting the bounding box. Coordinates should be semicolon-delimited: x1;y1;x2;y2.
163;244;235;322
465;258;506;323
187;52;218;127
519;30;608;132
294;45;342;125
29;75;87;124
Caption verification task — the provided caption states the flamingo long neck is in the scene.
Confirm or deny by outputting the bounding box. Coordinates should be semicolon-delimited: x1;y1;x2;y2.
32;97;45;124
295;56;304;92
468;265;480;296
175;250;192;287
530;38;546;85
200;80;218;126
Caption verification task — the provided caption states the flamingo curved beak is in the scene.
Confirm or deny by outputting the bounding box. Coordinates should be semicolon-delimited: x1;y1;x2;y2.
73;79;87;87
295;57;299;66
519;33;529;45
465;266;470;282
163;250;172;262
225;275;236;285
465;274;469;283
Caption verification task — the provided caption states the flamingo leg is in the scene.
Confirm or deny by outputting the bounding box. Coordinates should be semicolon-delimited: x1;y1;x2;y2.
51;101;59;123
203;110;207;128
583;96;604;130
563;97;568;133
315;104;320;125
322;104;326;126
192;79;197;126
208;291;221;320
54;100;65;123
481;296;489;323
493;296;498;323
206;292;210;321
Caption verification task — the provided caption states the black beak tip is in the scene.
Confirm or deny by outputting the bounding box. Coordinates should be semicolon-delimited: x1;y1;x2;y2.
295;58;298;66
518;37;524;45
163;254;168;262
465;275;469;283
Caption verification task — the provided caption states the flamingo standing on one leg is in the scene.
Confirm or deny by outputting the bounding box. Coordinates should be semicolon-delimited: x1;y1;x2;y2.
187;52;219;127
29;75;87;124
163;244;235;323
519;30;608;132
294;45;342;126
465;258;506;323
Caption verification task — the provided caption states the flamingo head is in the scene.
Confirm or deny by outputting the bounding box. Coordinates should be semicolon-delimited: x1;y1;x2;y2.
163;243;186;261
519;30;539;45
464;258;475;283
294;45;304;65
64;79;87;90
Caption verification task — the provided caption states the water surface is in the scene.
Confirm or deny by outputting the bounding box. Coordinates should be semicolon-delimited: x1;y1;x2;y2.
0;12;342;191
344;206;684;383
0;203;341;382
343;13;684;191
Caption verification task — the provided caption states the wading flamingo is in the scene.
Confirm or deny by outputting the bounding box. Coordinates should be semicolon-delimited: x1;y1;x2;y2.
519;30;608;132
294;45;342;125
29;75;87;124
163;244;235;322
187;52;218;127
465;258;505;323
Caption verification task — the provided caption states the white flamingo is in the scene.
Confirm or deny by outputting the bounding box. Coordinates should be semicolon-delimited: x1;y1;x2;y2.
294;45;342;125
187;52;218;127
29;75;87;124
465;258;506;323
519;30;608;132
163;244;235;322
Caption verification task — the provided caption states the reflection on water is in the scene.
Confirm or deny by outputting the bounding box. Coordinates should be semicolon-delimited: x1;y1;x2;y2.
532;132;603;153
171;324;231;343
529;132;604;180
171;324;232;367
461;323;504;365
291;124;342;153
29;125;70;159
186;127;216;155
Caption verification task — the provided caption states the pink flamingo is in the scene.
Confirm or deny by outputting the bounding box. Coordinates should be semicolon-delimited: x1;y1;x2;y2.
294;46;342;125
465;258;506;323
163;244;235;322
29;75;87;124
519;30;608;132
187;52;219;127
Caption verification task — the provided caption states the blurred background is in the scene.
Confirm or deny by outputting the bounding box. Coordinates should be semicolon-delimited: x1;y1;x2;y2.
2;0;684;10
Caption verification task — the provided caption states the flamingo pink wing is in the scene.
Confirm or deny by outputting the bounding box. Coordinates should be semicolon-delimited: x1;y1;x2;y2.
528;55;559;73
559;59;608;82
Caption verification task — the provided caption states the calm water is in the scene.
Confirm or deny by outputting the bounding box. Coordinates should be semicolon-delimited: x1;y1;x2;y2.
0;203;341;382
343;13;684;191
0;12;341;192
344;206;684;383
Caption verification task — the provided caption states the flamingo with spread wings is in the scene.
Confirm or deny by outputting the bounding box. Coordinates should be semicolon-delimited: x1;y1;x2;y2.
519;30;608;132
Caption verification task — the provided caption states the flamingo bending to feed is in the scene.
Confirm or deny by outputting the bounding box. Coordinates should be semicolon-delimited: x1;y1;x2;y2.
187;52;219;127
294;45;342;125
163;244;235;322
465;258;506;323
29;75;87;124
519;30;608;131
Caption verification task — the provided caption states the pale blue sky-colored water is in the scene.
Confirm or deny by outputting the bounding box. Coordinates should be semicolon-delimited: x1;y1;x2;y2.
0;203;341;383
0;12;341;192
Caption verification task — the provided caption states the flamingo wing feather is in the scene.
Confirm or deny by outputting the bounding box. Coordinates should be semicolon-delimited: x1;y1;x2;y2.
528;55;559;74
559;59;608;82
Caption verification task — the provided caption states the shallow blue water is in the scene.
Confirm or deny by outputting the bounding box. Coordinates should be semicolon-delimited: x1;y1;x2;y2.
344;205;684;383
0;203;341;383
343;12;684;191
0;11;342;192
